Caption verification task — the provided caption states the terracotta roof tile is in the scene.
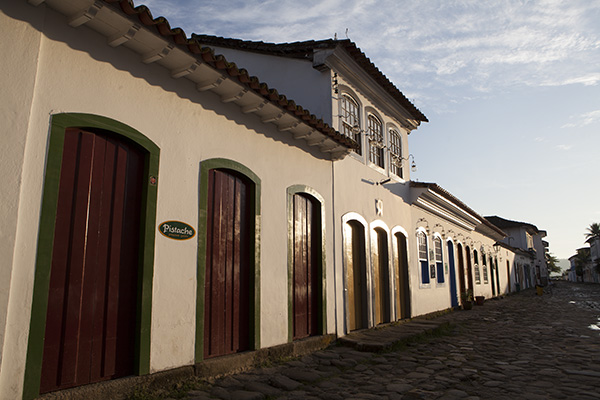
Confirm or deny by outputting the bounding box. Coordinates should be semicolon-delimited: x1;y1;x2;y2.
101;0;358;151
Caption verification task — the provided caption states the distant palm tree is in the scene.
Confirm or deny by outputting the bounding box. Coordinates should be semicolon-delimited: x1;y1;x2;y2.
585;222;600;243
575;248;591;282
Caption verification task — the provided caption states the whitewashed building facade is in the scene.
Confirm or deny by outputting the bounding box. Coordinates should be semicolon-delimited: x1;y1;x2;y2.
0;1;544;399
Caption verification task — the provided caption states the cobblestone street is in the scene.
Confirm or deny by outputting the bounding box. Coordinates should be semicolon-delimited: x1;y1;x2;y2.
182;281;600;400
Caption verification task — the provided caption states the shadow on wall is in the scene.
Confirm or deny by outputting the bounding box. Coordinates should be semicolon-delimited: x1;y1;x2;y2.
1;1;329;160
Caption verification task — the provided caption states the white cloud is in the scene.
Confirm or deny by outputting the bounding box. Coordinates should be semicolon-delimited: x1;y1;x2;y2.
561;109;600;129
137;0;600;110
556;144;573;151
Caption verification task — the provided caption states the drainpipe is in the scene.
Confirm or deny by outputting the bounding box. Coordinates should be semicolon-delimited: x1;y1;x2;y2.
331;159;338;338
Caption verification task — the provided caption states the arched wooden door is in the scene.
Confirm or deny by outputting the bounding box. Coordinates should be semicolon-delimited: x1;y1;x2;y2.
506;260;511;293
291;193;321;339
447;242;458;308
204;169;252;358
372;228;390;325
495;258;501;295
490;255;497;296
40;128;143;393
456;244;466;305
344;220;368;331
465;246;474;293
394;232;411;320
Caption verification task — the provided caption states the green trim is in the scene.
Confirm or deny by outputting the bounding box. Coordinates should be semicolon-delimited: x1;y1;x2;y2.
286;185;327;342
23;113;159;400
196;158;261;363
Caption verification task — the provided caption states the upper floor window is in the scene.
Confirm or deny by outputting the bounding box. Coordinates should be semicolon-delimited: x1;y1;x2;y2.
389;129;403;178
434;236;444;283
418;231;430;285
367;114;384;168
341;94;361;155
526;232;534;249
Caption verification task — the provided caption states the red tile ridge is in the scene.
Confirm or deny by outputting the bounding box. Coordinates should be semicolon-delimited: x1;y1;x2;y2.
101;0;358;151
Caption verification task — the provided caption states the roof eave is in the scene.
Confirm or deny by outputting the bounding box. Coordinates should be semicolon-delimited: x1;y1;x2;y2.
32;0;357;159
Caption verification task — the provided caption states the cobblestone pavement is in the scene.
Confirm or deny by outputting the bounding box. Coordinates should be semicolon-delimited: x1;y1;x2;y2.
183;281;600;400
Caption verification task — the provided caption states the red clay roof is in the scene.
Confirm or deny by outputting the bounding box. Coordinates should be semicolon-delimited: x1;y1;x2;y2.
192;35;429;123
102;0;358;151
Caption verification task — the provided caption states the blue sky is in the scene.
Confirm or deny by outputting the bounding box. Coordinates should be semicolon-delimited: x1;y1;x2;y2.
140;0;600;259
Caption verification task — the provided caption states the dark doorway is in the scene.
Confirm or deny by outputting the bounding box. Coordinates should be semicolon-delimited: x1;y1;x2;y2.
456;244;466;306
344;220;368;331
506;260;511;293
373;228;390;325
448;242;458;307
465;246;474;293
395;232;411;319
490;255;497;296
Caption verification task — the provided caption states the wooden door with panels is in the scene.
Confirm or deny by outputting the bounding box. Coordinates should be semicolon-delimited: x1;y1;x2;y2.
203;169;252;358
41;128;143;393
344;220;368;331
291;193;321;340
372;228;390;325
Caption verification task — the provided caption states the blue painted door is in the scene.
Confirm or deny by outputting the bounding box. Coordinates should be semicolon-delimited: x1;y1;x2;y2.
447;242;458;308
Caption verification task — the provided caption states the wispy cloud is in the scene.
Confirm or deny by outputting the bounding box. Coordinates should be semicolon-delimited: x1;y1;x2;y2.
556;144;573;151
562;109;600;128
139;0;600;109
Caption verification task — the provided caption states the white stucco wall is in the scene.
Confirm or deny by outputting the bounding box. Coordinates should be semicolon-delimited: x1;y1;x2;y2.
0;4;45;383
0;5;337;398
203;46;334;124
332;155;413;334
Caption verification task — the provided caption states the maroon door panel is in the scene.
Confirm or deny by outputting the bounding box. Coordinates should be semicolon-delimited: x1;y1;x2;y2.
204;169;251;358
40;128;143;393
292;194;320;340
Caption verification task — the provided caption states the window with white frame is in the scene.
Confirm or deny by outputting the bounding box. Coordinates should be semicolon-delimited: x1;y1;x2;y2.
389;129;403;178
526;232;534;249
418;231;429;285
482;250;488;283
473;249;481;284
340;94;361;155
367;114;384;168
434;237;444;283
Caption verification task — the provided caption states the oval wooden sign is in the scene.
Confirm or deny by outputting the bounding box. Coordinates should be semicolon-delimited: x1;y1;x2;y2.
158;220;196;240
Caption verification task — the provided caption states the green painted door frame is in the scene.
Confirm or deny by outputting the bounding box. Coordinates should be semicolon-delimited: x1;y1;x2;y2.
196;158;261;363
286;185;327;342
23;113;159;400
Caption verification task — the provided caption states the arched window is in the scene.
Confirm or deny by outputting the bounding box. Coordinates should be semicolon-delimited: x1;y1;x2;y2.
418;231;430;285
482;249;488;284
473;249;481;284
389;129;403;178
434;236;444;283
367;114;384;168
341;94;361;155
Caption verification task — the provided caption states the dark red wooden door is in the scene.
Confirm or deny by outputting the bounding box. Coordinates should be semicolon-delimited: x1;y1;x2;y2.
204;169;251;358
40;128;143;393
292;194;320;340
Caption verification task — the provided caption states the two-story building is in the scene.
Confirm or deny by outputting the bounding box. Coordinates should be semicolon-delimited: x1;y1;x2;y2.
486;216;549;287
0;1;541;399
